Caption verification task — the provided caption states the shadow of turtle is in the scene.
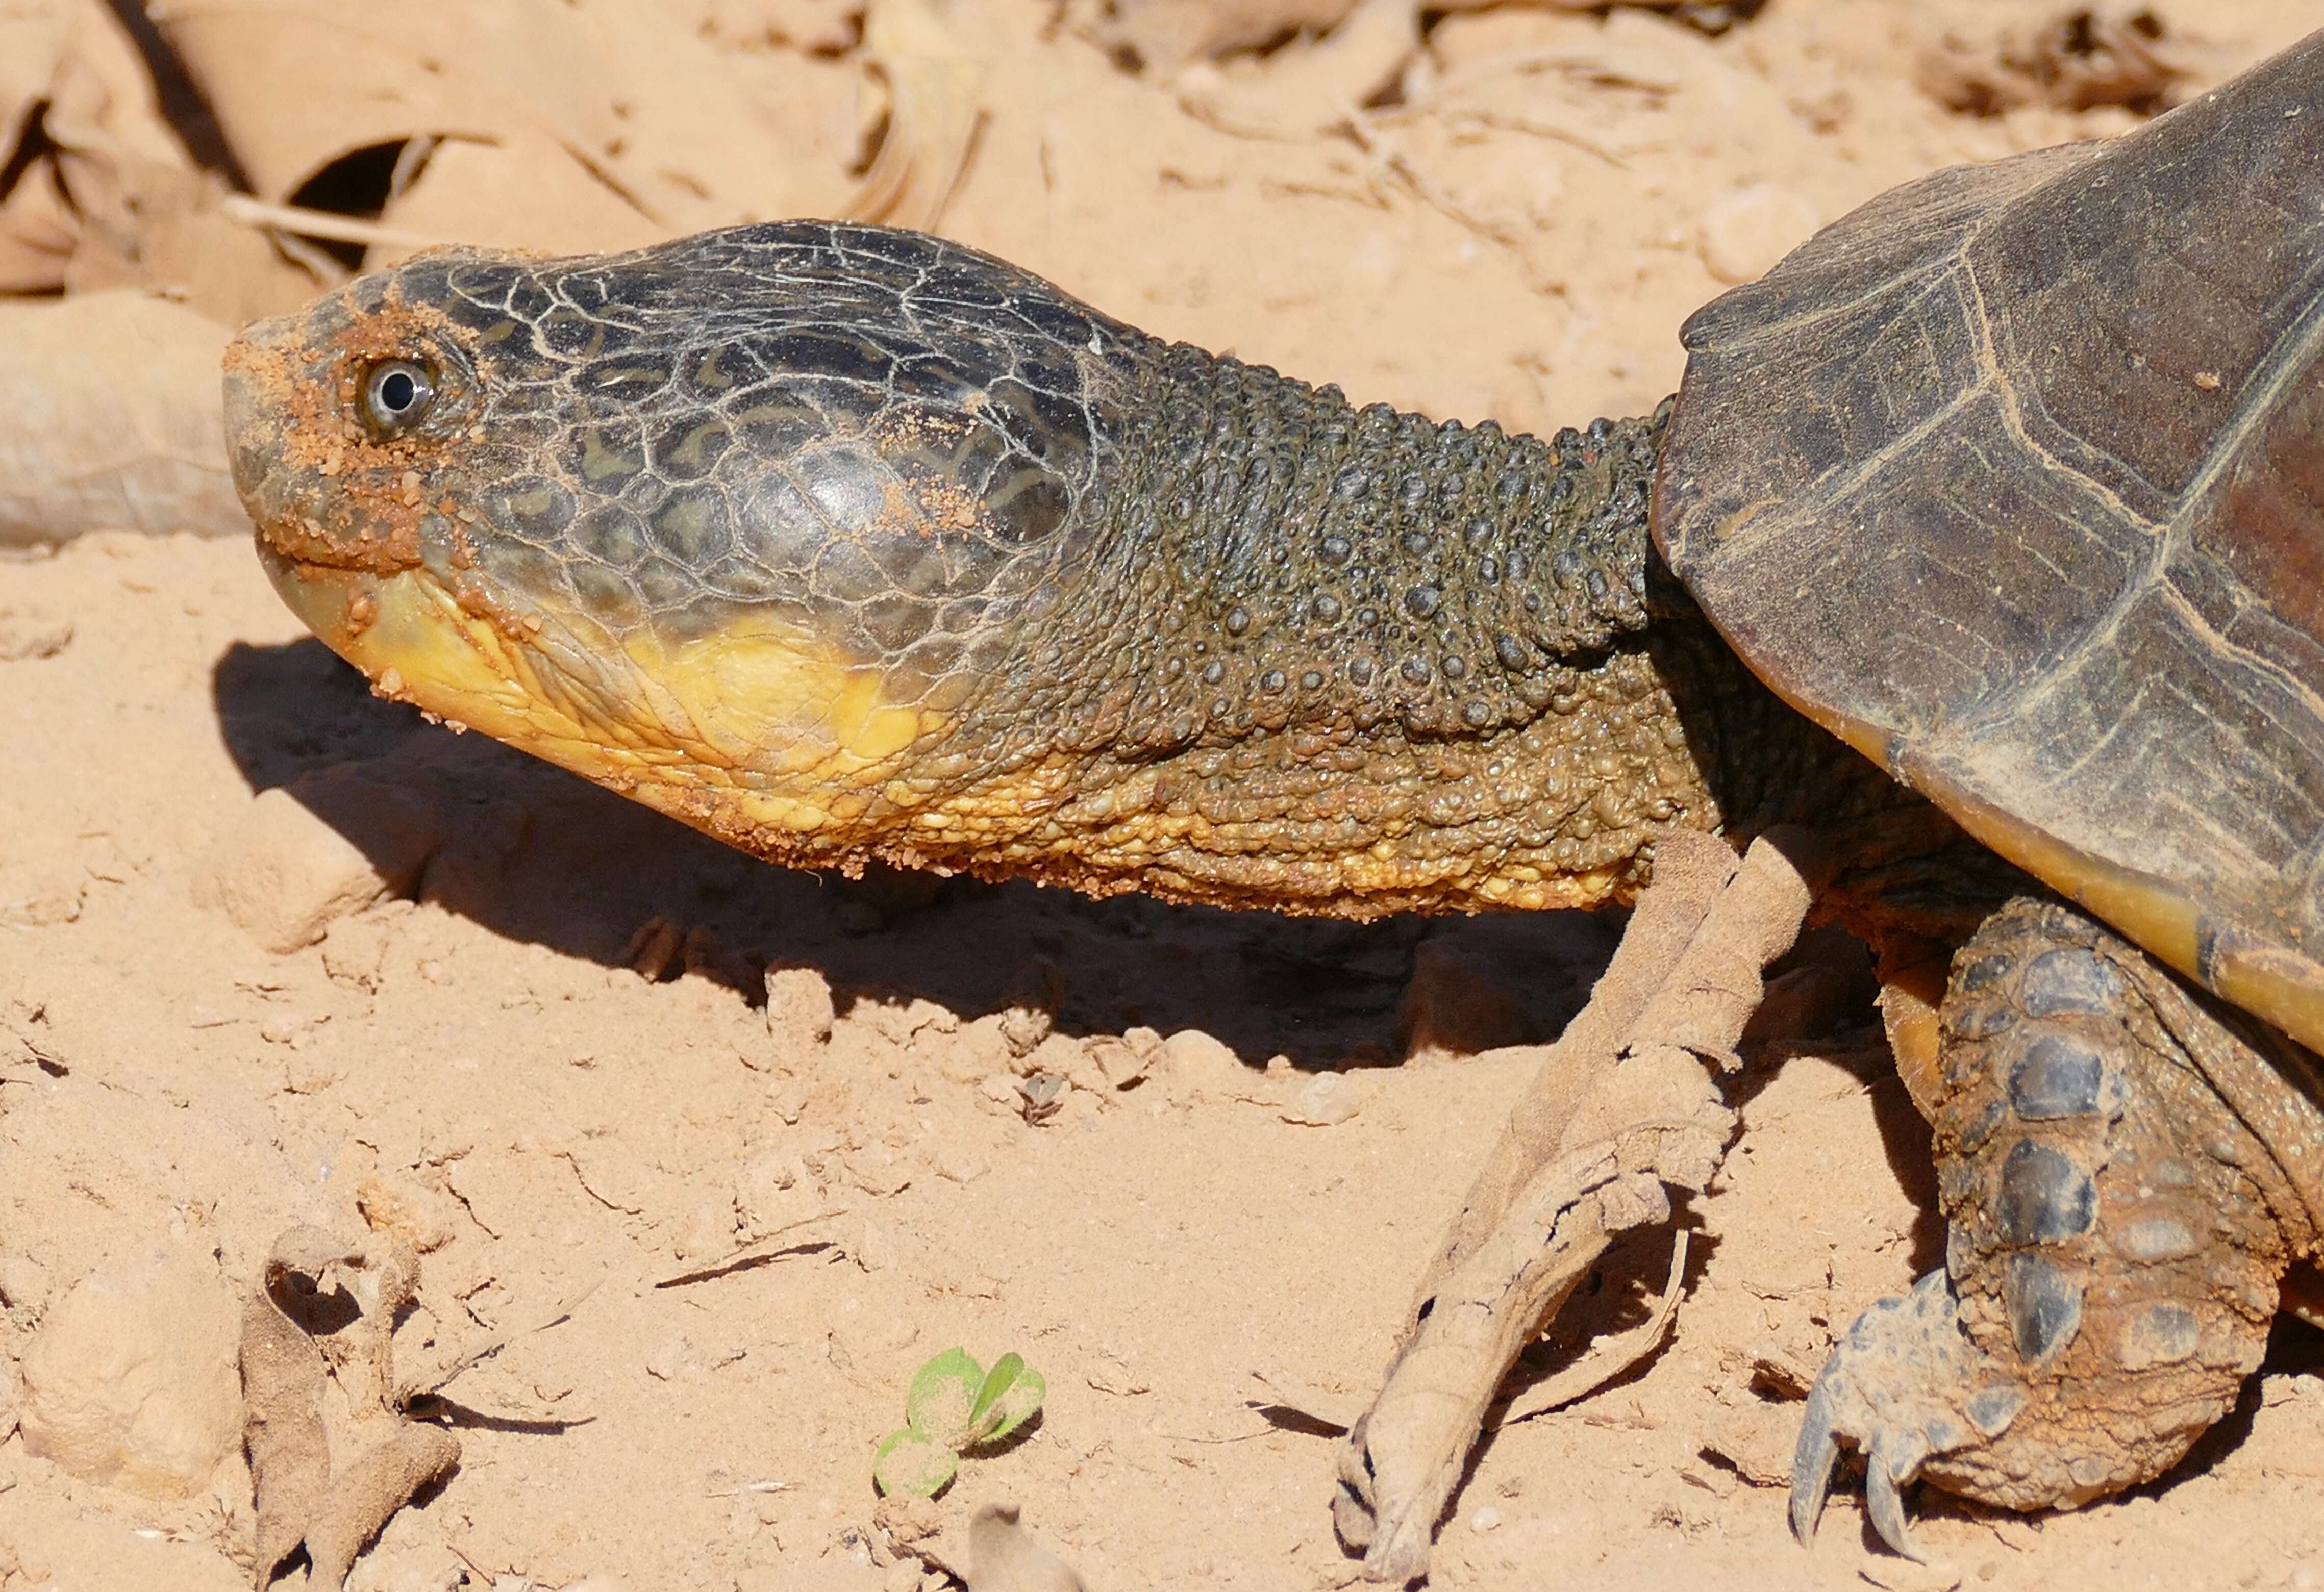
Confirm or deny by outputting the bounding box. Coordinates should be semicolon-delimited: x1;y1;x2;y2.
209;637;1623;1070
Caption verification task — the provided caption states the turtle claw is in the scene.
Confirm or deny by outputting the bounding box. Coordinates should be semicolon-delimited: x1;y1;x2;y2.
1788;1270;2020;1560
1865;1435;1928;1562
1788;1376;1841;1545
1789;1377;1929;1561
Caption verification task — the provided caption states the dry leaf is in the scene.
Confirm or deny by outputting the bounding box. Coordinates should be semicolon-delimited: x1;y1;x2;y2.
158;0;627;202
241;1226;462;1591
967;1502;1089;1592
69;171;333;326
0;0;278;307
845;0;985;230
1174;0;1417;141
0;292;246;547
1336;831;1822;1582
1920;6;2185;116
567;0;831;225
370;131;665;267
159;0;830;267
1087;0;1358;76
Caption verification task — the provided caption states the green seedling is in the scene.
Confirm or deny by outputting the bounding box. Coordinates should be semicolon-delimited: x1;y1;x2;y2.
872;1347;1047;1498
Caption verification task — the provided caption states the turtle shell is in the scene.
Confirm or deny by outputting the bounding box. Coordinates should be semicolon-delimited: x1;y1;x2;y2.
1652;31;2324;1055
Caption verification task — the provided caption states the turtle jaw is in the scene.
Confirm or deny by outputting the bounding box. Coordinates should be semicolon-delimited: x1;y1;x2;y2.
254;546;664;783
253;541;951;850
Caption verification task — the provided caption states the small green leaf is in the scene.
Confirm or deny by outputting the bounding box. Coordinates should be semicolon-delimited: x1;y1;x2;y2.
967;1352;1023;1432
906;1348;984;1449
872;1428;958;1498
968;1359;1045;1447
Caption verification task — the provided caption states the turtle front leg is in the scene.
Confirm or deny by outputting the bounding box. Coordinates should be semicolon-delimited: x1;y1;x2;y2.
1336;829;1820;1581
1795;896;2308;1558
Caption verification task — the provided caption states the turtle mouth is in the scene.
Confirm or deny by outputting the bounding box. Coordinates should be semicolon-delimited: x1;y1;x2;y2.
255;547;723;804
256;542;946;842
254;547;630;760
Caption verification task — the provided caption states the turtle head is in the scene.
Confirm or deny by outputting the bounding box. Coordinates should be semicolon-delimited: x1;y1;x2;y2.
229;222;1739;918
226;223;1132;854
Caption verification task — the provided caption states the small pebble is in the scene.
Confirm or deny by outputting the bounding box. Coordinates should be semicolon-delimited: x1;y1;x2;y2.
1084;1027;1162;1088
1470;1506;1503;1533
1282;1071;1362;1126
190;762;449;954
1163;1028;1245;1103
17;1248;241;1497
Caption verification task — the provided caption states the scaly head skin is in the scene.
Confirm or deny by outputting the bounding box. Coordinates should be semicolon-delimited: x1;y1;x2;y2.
226;222;1878;918
226;227;1133;848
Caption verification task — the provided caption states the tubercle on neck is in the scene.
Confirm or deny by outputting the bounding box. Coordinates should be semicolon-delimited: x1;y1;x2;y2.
812;640;1722;918
904;349;1730;915
1001;343;1671;761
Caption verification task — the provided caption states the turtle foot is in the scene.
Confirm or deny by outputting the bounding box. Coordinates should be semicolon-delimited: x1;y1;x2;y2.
1805;894;2302;1555
1791;1270;2026;1561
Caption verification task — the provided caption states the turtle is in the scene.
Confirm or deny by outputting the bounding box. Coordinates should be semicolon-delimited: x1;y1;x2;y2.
221;27;2324;1562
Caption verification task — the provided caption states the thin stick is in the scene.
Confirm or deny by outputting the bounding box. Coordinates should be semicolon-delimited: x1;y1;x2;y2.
218;194;452;252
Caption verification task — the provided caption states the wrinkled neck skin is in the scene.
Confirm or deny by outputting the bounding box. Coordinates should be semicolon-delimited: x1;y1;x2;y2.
808;346;2001;933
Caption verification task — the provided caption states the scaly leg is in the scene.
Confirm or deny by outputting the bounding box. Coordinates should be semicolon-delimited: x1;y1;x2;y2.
1336;829;1822;1582
1795;896;2316;1557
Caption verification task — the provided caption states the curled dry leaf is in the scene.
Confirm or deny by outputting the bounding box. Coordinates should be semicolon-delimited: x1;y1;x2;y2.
1174;0;1417;141
1492;1229;1688;1426
967;1502;1089;1592
561;0;839;226
160;0;654;269
367;130;665;267
0;292;246;546
157;0;627;203
0;1;314;318
1920;6;2186;117
845;0;986;231
0;2;181;291
1083;0;1737;79
241;1226;461;1591
1086;0;1360;77
1334;829;1823;1583
156;0;830;267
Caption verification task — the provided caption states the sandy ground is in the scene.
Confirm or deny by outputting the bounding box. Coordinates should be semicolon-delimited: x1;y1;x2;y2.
6;2;2324;1589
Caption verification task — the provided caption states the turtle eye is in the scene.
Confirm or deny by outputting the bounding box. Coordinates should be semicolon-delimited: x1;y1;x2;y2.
361;359;437;436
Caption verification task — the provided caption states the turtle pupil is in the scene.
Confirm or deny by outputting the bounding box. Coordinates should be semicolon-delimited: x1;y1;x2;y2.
364;359;436;434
